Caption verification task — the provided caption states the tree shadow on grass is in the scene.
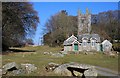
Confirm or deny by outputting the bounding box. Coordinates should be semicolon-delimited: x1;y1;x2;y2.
9;48;36;52
2;48;36;55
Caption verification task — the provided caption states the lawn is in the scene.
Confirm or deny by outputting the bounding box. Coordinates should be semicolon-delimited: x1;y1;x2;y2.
2;46;118;76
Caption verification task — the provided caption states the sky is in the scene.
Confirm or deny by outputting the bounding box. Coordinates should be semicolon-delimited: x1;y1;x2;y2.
32;2;118;45
29;0;120;2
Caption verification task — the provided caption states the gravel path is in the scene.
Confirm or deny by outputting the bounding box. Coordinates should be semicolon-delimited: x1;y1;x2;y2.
95;66;119;77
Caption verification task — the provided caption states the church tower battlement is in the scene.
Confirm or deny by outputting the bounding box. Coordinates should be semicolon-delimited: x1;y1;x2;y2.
78;8;91;35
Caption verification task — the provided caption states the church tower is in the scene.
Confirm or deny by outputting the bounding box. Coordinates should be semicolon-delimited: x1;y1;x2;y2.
78;8;91;35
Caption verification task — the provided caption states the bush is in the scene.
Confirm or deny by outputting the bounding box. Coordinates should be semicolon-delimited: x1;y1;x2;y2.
113;43;120;52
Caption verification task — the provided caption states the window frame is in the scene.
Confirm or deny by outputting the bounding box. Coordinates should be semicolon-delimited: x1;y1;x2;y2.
91;40;96;47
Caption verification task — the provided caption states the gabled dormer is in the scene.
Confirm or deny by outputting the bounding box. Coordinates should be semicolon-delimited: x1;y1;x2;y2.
63;35;77;46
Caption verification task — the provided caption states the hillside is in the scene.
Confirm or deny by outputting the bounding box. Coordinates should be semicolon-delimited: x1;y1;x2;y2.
2;46;118;76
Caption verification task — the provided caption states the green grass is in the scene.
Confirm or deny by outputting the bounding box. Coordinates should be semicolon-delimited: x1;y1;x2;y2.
2;46;118;76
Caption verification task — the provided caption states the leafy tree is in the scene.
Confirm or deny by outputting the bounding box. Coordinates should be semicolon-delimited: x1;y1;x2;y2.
2;2;39;50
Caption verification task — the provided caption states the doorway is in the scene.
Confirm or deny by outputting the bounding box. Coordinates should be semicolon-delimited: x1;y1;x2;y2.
74;44;78;51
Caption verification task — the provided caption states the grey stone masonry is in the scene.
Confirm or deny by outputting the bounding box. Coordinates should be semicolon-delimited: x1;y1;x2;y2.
78;8;91;35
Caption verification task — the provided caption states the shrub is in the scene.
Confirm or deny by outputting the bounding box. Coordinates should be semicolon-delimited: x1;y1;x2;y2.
113;43;120;52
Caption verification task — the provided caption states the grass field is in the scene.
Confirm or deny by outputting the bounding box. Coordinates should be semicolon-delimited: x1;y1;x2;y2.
2;46;118;76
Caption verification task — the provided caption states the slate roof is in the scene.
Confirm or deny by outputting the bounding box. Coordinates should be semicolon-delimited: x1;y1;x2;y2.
102;40;112;46
64;34;101;45
78;34;100;42
63;35;78;46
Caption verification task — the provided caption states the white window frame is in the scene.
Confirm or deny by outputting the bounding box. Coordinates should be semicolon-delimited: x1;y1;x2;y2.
91;40;95;47
83;40;87;47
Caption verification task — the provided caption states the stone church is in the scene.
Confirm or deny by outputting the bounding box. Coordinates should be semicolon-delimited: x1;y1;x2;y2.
63;9;110;52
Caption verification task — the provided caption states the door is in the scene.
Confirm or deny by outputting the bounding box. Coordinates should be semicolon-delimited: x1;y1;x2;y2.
100;44;103;52
74;44;78;51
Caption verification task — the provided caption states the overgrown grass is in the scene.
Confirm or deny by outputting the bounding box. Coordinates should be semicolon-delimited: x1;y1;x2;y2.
2;46;118;76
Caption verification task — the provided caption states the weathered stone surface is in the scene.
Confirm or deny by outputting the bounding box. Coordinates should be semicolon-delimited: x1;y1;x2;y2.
103;51;118;58
43;52;50;55
2;69;7;75
45;62;59;72
52;53;64;57
109;53;116;58
43;52;53;55
61;51;68;55
73;71;82;76
43;52;64;57
48;62;59;66
53;62;97;77
54;64;72;76
2;62;19;71
2;62;37;76
21;63;37;74
0;69;2;76
84;67;97;78
12;69;26;75
49;52;53;54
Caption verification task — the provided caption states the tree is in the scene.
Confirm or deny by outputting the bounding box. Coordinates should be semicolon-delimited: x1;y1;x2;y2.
44;10;77;46
25;38;34;45
91;10;120;41
2;2;39;51
44;10;120;47
0;2;2;51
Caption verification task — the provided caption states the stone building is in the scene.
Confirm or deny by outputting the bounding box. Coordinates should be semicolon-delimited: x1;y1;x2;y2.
78;34;101;51
78;8;91;35
63;35;79;51
101;40;112;52
63;9;112;52
63;34;101;52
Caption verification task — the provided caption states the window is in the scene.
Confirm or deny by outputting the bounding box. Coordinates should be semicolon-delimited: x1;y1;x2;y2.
91;42;95;46
105;45;109;47
83;40;87;46
83;42;85;46
91;40;96;47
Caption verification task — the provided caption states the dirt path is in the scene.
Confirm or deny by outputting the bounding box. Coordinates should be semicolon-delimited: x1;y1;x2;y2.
95;66;119;76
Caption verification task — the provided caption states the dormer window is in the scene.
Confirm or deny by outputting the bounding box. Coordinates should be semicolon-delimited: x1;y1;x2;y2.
91;39;96;47
83;40;87;47
91;41;95;46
